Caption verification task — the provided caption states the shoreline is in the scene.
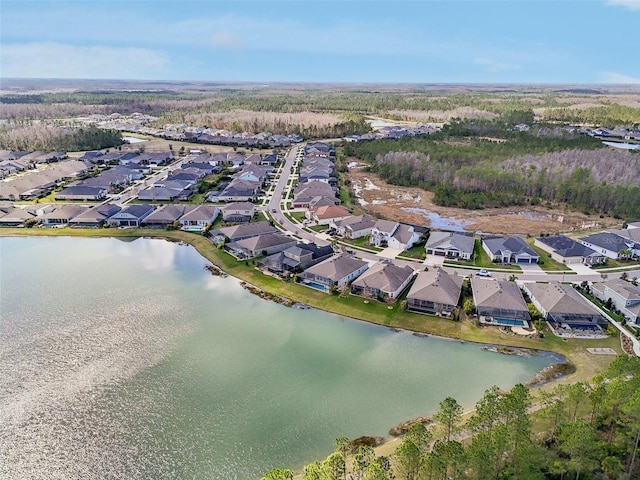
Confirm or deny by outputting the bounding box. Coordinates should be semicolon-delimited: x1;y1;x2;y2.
1;228;620;373
3;228;620;473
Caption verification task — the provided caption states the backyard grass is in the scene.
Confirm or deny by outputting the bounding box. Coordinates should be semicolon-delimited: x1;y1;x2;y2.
0;227;624;384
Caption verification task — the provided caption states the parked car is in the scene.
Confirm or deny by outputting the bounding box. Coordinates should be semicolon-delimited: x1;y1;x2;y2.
476;269;491;277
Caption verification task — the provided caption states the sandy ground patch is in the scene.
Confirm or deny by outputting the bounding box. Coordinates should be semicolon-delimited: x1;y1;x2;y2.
347;169;620;236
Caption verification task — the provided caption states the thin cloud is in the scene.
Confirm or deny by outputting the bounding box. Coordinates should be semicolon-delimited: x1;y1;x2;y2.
605;0;640;10
1;43;170;79
600;71;640;84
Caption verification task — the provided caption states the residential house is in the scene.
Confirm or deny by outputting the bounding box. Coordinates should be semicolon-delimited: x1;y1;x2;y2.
142;204;188;228
218;180;260;202
388;223;421;251
369;219;399;247
522;282;606;329
471;278;531;327
299;253;369;292
535;235;605;265
0;206;38;226
210;221;277;243
592;279;640;325
225;233;297;260
350;261;415;302
406;267;463;316
221;202;255;223
137;186;182;202
258;243;334;276
579;232;640;260
179;205;219;232
292;181;338;209
108;204;154;227
39;205;88;227
330;214;376;240
482;236;539;264
69;203;121;228
425;231;475;260
306;205;351;226
55;185;108;201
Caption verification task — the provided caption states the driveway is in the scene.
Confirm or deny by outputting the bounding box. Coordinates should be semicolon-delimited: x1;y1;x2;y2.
567;263;598;275
424;254;445;267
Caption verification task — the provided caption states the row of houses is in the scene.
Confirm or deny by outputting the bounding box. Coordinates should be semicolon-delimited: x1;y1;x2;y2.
292;142;340;209
0;150;68;178
0;160;91;200
0;202;219;232
343;124;438;142
79;150;173;166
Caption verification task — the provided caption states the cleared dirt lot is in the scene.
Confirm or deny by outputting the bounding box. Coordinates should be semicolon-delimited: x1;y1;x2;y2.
347;168;620;236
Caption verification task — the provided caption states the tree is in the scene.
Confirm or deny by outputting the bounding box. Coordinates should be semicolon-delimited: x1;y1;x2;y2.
435;397;463;442
393;437;422;480
261;468;294;480
354;445;376;480
322;452;346;480
463;298;475;315
302;461;323;480
558;420;600;480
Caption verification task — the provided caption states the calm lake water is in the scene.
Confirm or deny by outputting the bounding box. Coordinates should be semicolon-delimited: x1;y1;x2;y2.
0;237;559;479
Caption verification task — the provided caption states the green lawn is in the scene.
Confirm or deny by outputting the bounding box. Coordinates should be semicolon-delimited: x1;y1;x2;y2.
527;241;574;272
309;224;328;232
397;242;426;260
444;239;521;271
592;258;640;270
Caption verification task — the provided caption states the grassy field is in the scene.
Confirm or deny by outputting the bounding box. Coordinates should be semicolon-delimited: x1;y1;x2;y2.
0;227;624;385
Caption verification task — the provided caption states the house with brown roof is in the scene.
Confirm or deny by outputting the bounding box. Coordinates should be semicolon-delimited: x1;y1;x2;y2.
306;205;351;225
471;278;531;327
69;203;121;228
210;221;277;243
39;205;88;227
351;261;415;302
406;267;463;316
299;253;369;292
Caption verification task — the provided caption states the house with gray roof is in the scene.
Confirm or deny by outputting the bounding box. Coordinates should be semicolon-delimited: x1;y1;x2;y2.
218;180;260;202
142;205;187;228
0;206;37;226
221;202;255;223
482;235;539;264
471;278;531;327
299;253;369;292
179;205;219;232
592;279;640;326
579;232;640;259
522;282;606;329
369;219;399;247
258;243;334;276
330;214;376;240
535;235;605;265
39;205;88;227
210;221;277;243
225;233;297;260
69;203;121;228
406;267;463;316
108;204;154;227
55;185;108;201
388;223;421;251
351;261;415;302
137;186;183;202
425;231;475;260
292;181;338;209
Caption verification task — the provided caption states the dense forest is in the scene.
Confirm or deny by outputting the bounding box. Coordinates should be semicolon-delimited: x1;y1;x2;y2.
0;125;122;152
263;355;640;480
344;120;640;218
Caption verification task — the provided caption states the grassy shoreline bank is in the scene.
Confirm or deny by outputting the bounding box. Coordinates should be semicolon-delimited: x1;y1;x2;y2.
2;227;621;385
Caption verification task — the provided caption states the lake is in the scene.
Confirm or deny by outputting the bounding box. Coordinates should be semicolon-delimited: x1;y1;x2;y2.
0;236;559;479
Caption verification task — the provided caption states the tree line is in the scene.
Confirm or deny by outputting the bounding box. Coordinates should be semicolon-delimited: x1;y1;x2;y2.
0;125;122;152
262;355;640;480
343;121;640;219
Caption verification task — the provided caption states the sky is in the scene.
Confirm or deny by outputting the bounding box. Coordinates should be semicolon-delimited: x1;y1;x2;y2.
1;0;640;84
